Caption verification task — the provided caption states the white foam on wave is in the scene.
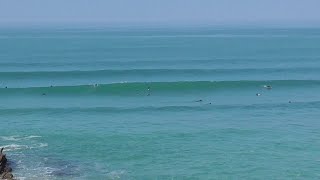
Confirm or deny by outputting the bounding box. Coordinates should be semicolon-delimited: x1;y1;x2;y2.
106;170;126;179
14;176;26;180
1;135;42;141
2;144;29;151
0;135;53;179
13;160;57;180
26;135;42;139
44;166;59;175
93;162;127;179
2;143;48;151
28;143;48;149
38;143;48;148
1;136;20;141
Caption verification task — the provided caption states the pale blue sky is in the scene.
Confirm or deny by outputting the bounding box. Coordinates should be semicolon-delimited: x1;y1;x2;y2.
1;0;320;26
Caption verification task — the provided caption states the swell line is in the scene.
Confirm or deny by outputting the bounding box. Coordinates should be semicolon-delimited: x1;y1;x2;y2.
1;101;320;114
1;67;320;79
0;80;319;96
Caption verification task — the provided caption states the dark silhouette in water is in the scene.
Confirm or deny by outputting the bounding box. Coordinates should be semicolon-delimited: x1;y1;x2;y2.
256;93;261;96
42;93;46;96
195;99;203;102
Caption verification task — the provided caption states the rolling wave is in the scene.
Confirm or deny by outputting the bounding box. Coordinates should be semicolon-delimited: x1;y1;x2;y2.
1;101;320;114
0;67;320;79
0;80;319;96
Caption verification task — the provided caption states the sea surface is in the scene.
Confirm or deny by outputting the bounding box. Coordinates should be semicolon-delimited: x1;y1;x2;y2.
1;27;320;179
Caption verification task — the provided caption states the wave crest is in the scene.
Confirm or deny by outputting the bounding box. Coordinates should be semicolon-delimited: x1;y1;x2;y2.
1;80;319;96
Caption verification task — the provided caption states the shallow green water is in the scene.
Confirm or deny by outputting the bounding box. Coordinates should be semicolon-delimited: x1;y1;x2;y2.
1;28;320;179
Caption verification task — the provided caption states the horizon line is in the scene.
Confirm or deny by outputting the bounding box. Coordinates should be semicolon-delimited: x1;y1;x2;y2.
1;21;320;29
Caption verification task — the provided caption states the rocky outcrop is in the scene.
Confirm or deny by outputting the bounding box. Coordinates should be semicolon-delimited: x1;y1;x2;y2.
0;148;13;180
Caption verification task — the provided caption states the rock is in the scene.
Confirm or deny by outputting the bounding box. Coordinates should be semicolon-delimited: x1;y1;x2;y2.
1;172;13;179
0;148;13;180
0;154;7;173
4;167;12;173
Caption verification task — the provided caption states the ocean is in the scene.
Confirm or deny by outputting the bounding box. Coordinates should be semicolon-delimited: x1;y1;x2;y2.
1;27;320;179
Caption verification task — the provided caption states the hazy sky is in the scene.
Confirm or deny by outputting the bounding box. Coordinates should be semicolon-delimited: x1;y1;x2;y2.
1;0;320;26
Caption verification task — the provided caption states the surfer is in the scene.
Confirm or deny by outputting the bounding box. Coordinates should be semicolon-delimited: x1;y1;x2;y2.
256;93;261;96
147;86;150;96
263;85;272;90
195;99;203;102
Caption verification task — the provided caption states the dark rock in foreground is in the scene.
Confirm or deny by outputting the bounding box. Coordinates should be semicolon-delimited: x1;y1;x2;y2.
0;148;13;180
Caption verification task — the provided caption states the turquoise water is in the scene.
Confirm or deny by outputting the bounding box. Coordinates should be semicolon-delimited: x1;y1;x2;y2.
1;28;320;179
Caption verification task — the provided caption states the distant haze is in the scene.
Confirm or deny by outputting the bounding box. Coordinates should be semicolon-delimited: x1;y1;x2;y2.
1;0;320;27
